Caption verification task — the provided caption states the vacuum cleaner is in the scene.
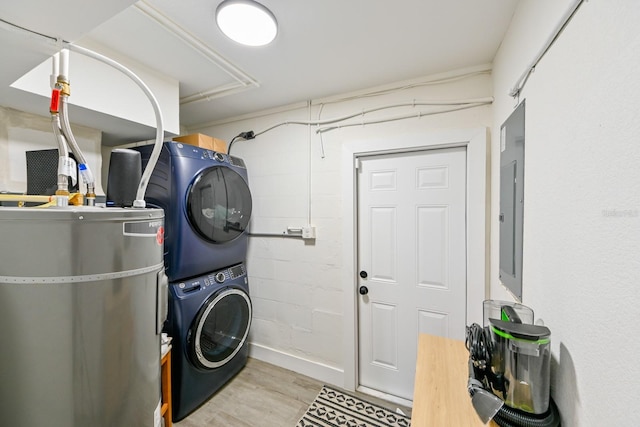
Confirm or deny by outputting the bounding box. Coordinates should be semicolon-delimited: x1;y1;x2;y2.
466;300;561;426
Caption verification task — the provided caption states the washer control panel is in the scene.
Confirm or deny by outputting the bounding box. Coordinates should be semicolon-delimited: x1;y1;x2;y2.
173;263;247;297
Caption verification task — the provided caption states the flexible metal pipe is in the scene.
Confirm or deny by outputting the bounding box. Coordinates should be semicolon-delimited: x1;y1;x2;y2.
51;114;70;206
49;52;72;205
59;98;88;166
53;48;96;205
59;94;96;205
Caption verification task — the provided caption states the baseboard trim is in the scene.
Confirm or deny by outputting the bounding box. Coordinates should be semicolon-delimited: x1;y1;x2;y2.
248;342;344;388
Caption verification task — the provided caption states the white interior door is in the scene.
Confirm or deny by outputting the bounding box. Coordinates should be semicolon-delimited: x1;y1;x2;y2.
357;147;467;401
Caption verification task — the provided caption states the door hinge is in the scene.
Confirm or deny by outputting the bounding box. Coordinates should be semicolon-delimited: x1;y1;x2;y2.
354;157;361;170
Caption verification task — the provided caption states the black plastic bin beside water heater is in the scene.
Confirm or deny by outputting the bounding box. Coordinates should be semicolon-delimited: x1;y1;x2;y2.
106;148;142;207
466;300;561;427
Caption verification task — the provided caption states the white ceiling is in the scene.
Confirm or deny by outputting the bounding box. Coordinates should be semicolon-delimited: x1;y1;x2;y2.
0;0;519;141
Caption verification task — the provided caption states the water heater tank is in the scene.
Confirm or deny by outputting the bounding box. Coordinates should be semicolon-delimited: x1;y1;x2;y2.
0;206;167;427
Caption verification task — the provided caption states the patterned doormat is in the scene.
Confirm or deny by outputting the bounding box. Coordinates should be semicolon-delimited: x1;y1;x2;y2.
296;386;411;427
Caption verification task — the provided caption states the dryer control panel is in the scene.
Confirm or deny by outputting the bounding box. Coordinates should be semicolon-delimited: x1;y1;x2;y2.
167;141;246;169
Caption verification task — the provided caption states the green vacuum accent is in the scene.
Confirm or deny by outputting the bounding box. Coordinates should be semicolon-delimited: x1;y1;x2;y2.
491;326;550;345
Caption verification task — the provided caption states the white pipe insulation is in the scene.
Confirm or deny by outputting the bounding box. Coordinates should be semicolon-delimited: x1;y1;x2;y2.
50;52;59;90
59;48;69;82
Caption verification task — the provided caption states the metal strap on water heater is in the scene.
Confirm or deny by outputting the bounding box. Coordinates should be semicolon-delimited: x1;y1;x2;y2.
0;262;165;284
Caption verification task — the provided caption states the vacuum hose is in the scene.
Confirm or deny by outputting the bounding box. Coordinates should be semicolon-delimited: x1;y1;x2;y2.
494;398;561;427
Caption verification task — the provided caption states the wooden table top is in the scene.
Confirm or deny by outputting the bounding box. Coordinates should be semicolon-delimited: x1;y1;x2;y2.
411;333;498;426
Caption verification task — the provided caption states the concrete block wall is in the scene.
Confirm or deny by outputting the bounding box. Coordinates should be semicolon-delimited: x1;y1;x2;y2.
191;67;493;384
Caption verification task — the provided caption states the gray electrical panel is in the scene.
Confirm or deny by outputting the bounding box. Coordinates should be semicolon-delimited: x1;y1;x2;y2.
499;101;525;299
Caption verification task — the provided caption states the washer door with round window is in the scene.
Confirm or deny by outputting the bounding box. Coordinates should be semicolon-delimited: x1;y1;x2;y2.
189;288;252;369
187;166;252;244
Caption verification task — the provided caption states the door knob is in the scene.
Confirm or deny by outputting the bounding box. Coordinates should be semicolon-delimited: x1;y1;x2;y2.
359;270;368;279
359;286;369;295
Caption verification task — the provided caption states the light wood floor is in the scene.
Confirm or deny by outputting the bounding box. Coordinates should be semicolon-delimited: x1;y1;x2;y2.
173;357;412;427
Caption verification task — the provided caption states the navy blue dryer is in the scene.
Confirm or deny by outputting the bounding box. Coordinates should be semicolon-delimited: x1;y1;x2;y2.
166;263;252;422
135;142;252;281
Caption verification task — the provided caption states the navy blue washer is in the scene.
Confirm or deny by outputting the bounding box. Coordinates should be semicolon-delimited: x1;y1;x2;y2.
166;263;251;422
135;142;252;281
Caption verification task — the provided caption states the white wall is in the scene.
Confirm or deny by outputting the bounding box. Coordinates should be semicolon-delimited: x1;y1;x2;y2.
192;67;493;383
0;106;103;194
492;1;640;425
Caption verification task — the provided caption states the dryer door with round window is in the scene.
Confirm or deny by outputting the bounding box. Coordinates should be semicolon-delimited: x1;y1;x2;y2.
189;288;252;369
187;166;252;243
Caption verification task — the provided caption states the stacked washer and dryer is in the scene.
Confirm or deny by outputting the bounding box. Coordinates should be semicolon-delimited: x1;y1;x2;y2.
134;141;253;422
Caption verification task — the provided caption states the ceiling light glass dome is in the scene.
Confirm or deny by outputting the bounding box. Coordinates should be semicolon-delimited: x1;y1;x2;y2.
216;0;278;47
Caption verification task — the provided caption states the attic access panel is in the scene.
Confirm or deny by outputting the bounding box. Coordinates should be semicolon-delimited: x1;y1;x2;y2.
499;100;525;300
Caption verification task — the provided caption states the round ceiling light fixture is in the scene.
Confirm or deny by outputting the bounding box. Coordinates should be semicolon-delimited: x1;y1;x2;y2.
216;0;278;47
